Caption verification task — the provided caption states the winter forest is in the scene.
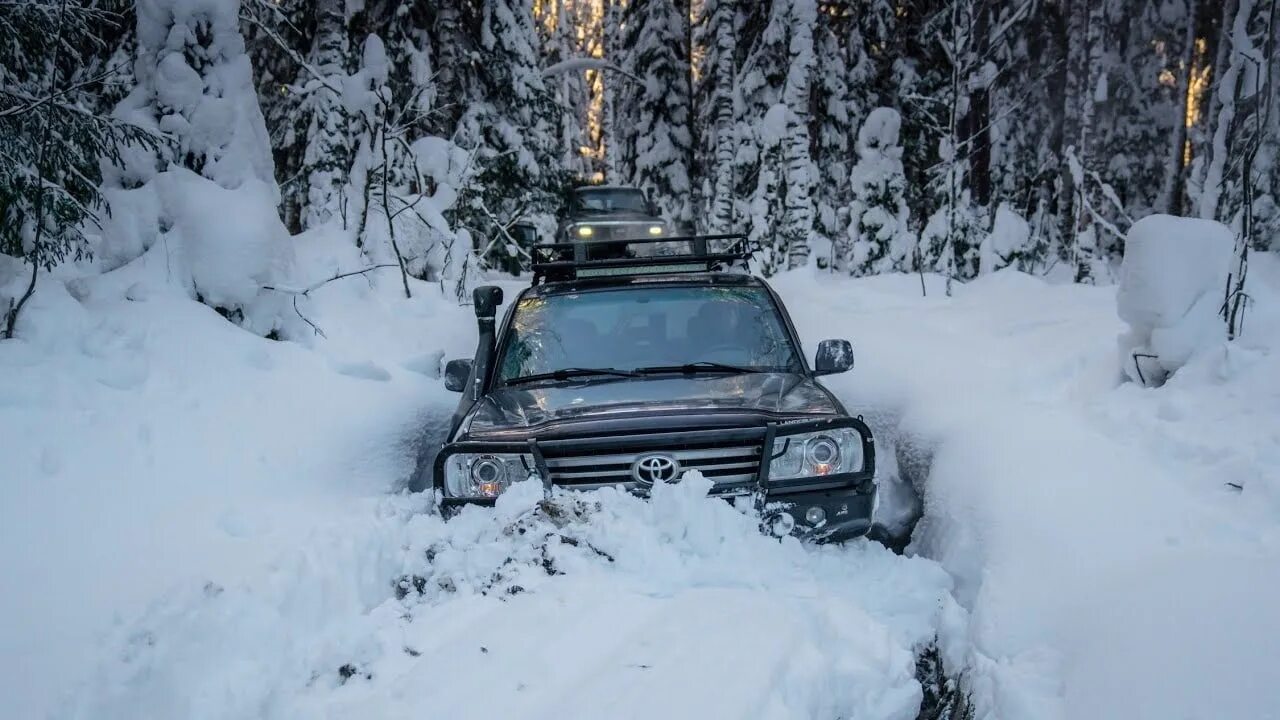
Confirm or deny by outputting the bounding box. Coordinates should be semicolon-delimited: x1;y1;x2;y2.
3;0;1278;338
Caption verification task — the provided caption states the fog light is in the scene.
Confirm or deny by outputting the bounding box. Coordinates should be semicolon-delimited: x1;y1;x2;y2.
770;512;796;537
804;506;827;526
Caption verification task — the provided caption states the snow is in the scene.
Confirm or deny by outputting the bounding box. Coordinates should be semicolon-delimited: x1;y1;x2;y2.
1117;214;1234;384
770;261;1280;719
0;229;477;719
979;202;1031;274
5;226;1280;718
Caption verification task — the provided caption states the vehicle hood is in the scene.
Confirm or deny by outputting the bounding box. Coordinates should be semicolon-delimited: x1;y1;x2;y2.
465;373;838;434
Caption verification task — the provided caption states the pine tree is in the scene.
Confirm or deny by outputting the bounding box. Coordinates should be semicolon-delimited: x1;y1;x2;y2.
739;0;813;274
0;1;156;338
620;0;694;227
301;0;352;231
810;2;857;263
842;108;912;275
453;0;565;273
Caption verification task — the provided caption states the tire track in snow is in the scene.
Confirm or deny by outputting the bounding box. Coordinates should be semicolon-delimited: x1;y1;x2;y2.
63;472;970;719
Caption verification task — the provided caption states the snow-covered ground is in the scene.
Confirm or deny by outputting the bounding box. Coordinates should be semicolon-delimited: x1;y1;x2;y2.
4;249;1279;718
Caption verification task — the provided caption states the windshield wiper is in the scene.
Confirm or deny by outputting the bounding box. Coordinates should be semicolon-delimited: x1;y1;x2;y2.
633;361;767;376
505;367;639;386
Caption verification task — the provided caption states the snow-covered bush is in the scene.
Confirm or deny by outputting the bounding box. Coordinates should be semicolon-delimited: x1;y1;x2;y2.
345;35;476;300
978;203;1032;275
1117;214;1234;386
102;0;293;334
840;107;912;275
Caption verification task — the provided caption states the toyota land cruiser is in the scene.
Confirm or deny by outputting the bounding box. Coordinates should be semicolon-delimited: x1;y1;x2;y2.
432;236;876;542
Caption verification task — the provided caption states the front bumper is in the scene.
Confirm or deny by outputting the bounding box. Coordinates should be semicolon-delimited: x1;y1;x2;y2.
762;482;877;542
434;416;877;541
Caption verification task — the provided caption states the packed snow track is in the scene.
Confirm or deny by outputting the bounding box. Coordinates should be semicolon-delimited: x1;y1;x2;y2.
65;476;964;720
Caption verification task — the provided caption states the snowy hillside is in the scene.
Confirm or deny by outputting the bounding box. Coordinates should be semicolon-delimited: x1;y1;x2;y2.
5;254;1279;719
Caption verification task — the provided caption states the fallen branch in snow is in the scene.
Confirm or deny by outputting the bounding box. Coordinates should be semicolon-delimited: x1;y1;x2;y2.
262;264;399;297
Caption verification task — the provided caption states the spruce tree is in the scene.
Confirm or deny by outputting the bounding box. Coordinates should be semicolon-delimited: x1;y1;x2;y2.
842;108;912;275
301;0;352;231
453;0;565;272
0;1;156;338
620;0;694;227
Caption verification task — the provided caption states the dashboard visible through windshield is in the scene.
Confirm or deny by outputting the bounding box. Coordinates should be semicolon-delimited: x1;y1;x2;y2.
497;286;803;383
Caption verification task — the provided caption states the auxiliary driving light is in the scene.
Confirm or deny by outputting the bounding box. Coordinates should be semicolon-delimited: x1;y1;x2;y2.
577;226;594;238
804;506;827;526
770;512;796;537
647;225;663;235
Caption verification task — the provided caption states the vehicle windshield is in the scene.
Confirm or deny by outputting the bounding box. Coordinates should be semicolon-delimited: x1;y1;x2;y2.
574;188;649;214
497;286;803;383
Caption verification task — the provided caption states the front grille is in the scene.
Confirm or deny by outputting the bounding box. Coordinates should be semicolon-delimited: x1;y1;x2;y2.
543;442;762;488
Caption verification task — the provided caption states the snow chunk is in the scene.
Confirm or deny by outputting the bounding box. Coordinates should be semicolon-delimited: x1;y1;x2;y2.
1117;215;1233;384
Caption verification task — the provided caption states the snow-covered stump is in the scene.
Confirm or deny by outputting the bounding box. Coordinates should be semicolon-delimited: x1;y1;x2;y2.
1117;214;1234;386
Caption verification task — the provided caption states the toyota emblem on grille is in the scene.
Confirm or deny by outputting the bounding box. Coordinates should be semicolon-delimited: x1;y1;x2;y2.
632;454;680;484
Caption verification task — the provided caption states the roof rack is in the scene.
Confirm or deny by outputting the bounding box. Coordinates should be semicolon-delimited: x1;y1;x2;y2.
531;234;755;284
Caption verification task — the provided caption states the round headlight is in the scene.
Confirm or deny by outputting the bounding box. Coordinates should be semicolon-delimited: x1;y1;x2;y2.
577;226;594;238
470;455;507;495
805;436;840;473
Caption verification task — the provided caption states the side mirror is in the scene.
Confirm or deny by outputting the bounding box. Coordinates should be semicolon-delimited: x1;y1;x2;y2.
511;222;540;246
444;358;473;392
473;286;503;319
814;339;854;376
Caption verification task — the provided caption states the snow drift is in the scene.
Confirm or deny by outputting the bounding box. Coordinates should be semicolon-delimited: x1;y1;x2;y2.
1117;214;1234;385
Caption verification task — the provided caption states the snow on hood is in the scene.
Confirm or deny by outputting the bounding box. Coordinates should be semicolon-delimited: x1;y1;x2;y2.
465;373;839;434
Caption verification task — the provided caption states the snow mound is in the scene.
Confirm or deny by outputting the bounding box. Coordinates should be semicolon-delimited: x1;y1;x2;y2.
64;475;964;720
1117;214;1233;385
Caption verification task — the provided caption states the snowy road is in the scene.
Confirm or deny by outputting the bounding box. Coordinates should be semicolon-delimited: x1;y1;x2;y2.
62;440;964;720
9;262;1279;719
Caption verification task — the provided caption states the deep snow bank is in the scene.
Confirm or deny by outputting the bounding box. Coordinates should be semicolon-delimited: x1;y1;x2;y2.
0;228;477;719
771;264;1280;719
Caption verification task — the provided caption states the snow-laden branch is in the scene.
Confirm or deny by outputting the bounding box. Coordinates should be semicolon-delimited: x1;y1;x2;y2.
542;57;642;84
261;264;399;297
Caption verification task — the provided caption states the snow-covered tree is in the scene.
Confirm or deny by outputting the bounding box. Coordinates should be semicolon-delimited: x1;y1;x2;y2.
537;0;598;180
300;0;352;231
841;108;912;275
620;0;694;227
696;0;738;234
453;0;566;273
809;3;855;260
0;1;155;338
779;0;817;270
739;0;816;274
109;0;292;334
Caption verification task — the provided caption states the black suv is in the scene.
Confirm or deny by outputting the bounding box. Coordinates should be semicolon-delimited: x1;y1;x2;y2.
433;237;876;542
